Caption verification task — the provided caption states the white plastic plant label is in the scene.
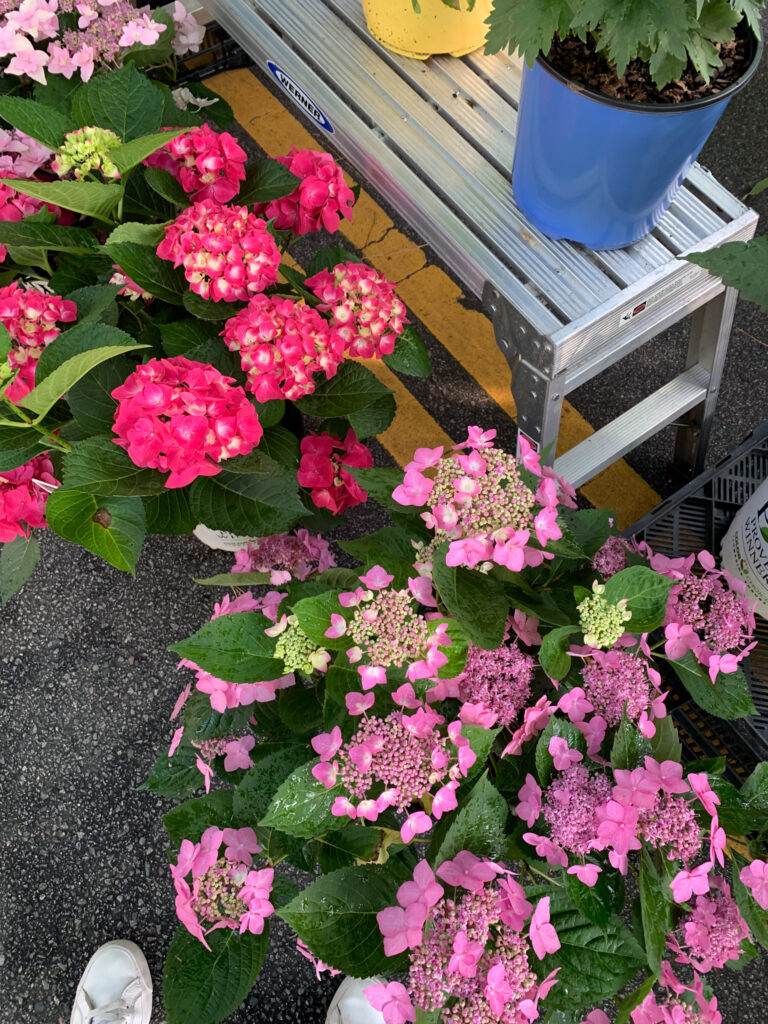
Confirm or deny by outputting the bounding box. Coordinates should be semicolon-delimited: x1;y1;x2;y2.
721;478;768;620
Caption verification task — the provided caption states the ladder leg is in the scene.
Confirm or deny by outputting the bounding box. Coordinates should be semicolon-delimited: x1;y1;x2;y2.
673;286;738;476
511;359;566;466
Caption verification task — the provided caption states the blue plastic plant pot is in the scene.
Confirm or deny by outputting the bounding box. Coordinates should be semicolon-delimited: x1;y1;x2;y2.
512;29;763;250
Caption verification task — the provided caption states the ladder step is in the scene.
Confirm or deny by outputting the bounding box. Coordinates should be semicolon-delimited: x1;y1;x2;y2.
553;364;711;487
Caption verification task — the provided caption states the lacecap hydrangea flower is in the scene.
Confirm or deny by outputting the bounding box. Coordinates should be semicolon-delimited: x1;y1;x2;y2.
256;146;355;235
144;124;247;204
221;294;346;402
368;852;561;1024
111;355;264;488
156;199;281;303
393;428;575;576
171;825;274;949
231;529;336;585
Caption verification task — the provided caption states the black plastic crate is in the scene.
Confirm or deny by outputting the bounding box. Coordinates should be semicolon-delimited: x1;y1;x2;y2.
626;421;768;781
177;23;250;84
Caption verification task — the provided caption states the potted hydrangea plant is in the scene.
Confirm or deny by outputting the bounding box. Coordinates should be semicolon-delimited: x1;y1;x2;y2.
362;0;492;60
150;426;768;1024
485;0;765;248
0;65;430;602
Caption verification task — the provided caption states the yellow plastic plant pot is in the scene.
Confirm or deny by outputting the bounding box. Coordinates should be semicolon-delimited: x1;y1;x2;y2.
362;0;492;60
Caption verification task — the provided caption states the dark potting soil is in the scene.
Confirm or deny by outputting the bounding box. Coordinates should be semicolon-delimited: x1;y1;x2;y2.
546;31;750;105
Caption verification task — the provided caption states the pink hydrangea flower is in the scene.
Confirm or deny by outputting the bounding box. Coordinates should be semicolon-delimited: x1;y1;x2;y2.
157;199;281;303
170;826;274;946
232;529;335;584
529;897;560;960
221;293;346;402
0;282;76;401
549;736;583;771
515;774;542;828
171;0;205;55
111;356;263;488
297;429;373;515
306;261;407;359
670;862;713;903
376;902;427;956
145;124;246;203
0;453;59;541
257;147;355;235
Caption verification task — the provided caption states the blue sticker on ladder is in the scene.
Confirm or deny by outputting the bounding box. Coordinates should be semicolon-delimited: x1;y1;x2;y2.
267;61;335;134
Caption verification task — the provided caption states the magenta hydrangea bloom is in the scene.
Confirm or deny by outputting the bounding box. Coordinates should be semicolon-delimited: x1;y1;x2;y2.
298;429;373;515
541;763;611;857
0;453;58;542
0;281;77;402
256;146;355;235
145;124;247;203
157;199;281;303
373;853;560;1024
221;294;346;401
456;637;534;728
305;261;408;359
111;356;263;488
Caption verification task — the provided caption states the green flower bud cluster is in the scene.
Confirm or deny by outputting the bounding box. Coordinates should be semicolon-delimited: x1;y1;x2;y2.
53;127;121;181
274;614;330;675
577;580;632;649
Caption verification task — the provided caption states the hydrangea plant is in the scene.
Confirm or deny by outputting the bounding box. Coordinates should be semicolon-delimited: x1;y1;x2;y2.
0;68;431;601
151;426;768;1024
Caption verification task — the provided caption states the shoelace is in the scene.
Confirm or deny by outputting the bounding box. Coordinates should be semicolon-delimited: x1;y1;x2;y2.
85;997;130;1024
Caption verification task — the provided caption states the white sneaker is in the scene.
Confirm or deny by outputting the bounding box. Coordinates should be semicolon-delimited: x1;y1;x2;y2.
326;977;386;1024
70;940;152;1024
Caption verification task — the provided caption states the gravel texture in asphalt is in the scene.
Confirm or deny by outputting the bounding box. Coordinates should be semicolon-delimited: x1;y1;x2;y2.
2;28;768;1024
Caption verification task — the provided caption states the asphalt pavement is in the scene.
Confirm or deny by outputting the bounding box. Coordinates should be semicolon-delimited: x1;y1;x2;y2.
1;29;768;1024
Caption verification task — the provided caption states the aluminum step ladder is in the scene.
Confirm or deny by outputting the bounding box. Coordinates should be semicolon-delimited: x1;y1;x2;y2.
200;0;759;486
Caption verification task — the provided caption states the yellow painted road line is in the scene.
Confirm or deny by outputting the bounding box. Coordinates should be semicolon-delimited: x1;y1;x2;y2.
209;69;660;527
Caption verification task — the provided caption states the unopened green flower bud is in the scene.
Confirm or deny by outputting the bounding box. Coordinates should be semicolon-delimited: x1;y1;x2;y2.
577;580;632;649
53;127;121;182
274;614;330;675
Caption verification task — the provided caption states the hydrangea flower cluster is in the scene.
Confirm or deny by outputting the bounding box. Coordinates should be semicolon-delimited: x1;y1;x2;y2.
394;428;571;575
518;756;709;878
221;294;346;401
305;261;407;359
368;853;560;1024
312;696;474;841
256;147;355;235
323;565;452;689
156;200;281;303
232;529;336;585
144;124;247;204
0;0;203;84
452;636;535;728
667;878;748;972
0;452;58;541
579;646;666;732
297;428;373;515
0;281;77;402
52;125;120;180
650;549;756;682
111;355;264;488
171;825;274;948
174;590;294;716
